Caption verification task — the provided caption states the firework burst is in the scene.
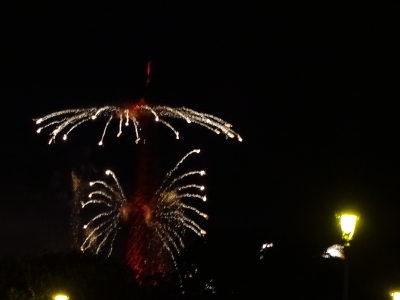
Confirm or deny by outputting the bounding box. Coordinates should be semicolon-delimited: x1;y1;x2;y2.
79;149;208;276
34;100;243;145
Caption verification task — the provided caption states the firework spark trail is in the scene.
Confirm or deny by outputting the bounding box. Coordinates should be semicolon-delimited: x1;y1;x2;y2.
34;103;242;144
79;150;208;276
79;170;128;256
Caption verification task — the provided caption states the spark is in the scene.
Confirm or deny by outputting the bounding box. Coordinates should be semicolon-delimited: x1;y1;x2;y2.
34;103;242;144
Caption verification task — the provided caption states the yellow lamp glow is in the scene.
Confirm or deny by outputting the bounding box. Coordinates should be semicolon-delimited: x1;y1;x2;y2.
338;213;358;246
391;292;400;300
54;295;69;300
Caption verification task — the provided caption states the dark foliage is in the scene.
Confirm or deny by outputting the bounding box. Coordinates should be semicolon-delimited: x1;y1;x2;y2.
0;252;142;300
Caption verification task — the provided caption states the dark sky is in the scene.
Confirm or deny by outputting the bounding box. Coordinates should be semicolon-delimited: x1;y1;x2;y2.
1;2;400;298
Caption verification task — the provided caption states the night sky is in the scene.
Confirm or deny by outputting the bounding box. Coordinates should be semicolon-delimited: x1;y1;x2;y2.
1;2;400;298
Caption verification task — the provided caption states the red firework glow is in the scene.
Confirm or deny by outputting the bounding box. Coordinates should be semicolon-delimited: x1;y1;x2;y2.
125;114;172;277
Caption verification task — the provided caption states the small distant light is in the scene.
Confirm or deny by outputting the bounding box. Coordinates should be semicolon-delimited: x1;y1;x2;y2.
125;122;129;126
92;115;97;120
195;149;201;153
155;117;159;121
89;182;94;186
83;225;87;229
36;128;42;133
228;132;234;138
261;243;273;250
54;295;69;300
200;171;206;176
105;170;111;175
98;141;103;145
203;196;207;202
200;186;205;190
36;118;43;124
201;230;207;235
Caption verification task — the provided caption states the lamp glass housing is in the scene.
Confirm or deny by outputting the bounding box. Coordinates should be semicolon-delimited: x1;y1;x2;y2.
340;214;358;242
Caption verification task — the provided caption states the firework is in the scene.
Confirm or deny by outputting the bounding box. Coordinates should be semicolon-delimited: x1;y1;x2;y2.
34;100;243;145
79;149;208;276
80;169;127;257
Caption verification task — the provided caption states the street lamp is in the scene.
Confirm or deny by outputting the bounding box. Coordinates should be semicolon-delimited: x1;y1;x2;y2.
391;292;400;300
54;295;69;300
337;212;359;300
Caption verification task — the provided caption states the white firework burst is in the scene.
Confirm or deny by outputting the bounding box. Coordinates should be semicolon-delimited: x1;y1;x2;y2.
80;149;208;266
34;103;242;145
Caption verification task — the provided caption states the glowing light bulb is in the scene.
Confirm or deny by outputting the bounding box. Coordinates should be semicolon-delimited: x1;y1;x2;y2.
238;136;243;142
228;132;234;138
92;115;97;120
54;295;69;300
176;135;179;140
105;170;111;175
186;119;191;123
200;186;205;190
195;149;201;153
125;122;129;126
203;196;207;201
201;230;207;235
89;182;94;186
36;128;41;133
63;135;67;140
202;213;209;219
155;117;159;121
215;130;220;134
200;170;206;176
98;141;103;145
36;118;43;124
206;119;211;123
83;225;87;229
117;131;122;137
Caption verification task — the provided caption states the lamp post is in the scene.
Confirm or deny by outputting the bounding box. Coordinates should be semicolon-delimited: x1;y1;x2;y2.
337;212;359;300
